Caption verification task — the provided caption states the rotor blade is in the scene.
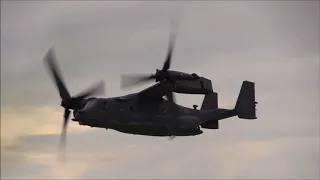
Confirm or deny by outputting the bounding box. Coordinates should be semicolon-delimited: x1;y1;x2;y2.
162;31;175;71
166;90;178;139
58;108;70;163
120;74;156;89
74;81;105;99
162;16;180;71
166;91;178;117
166;91;175;104
44;48;71;100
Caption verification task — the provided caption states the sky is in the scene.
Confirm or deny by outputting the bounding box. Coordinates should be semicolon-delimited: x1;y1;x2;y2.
1;1;319;179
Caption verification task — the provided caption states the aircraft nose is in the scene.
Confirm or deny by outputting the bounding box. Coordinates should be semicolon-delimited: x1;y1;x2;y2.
74;110;85;119
74;109;97;121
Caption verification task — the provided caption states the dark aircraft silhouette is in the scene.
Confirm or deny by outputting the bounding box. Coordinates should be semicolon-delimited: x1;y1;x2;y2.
43;27;257;155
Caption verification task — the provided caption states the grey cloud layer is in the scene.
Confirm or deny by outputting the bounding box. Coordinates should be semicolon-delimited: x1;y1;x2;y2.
1;1;319;179
2;1;318;106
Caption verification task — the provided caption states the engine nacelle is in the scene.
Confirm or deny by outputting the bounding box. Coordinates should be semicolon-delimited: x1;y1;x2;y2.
174;77;213;95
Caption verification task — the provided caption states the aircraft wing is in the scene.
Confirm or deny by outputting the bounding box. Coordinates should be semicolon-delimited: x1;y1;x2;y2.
137;81;173;103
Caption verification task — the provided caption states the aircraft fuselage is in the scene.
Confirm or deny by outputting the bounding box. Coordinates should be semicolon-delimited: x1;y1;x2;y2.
71;96;204;136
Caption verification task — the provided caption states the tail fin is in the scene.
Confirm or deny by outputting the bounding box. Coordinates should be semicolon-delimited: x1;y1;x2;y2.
235;81;257;119
201;92;218;110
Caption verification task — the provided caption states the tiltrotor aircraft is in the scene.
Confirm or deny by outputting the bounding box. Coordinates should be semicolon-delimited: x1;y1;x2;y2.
44;28;257;153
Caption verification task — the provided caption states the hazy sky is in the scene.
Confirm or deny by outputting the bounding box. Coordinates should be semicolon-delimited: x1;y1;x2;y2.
1;1;319;179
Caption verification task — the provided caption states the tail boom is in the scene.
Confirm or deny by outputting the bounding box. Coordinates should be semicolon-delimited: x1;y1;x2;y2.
199;80;257;128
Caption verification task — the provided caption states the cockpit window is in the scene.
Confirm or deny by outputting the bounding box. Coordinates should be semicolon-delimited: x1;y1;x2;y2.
84;98;97;110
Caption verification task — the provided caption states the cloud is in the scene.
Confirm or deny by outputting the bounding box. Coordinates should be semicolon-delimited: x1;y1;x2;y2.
1;1;319;179
0;106;91;148
1;1;318;107
2;132;319;179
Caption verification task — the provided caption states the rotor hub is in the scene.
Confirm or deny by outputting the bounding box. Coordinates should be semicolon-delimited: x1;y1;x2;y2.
60;99;69;109
155;71;168;82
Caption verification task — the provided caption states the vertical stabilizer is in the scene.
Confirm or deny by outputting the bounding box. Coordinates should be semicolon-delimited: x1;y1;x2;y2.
200;92;219;129
201;92;218;110
235;81;257;119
